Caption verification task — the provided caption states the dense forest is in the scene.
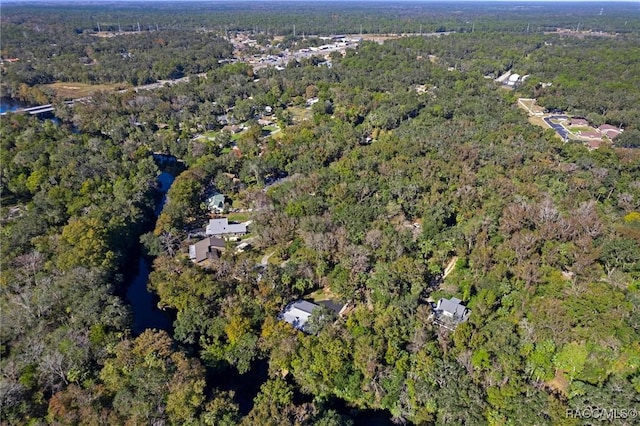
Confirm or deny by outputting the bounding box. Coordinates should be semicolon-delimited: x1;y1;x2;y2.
1;2;640;425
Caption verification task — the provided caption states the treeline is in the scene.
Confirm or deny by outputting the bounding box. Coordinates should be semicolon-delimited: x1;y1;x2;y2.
3;1;639;36
1;26;232;99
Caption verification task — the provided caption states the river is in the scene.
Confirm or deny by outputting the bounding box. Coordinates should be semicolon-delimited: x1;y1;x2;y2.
0;98;28;114
125;170;175;335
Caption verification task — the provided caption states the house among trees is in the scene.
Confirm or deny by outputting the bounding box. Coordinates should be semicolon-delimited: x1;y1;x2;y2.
189;236;226;263
205;218;247;237
433;297;471;329
205;193;225;213
279;300;321;332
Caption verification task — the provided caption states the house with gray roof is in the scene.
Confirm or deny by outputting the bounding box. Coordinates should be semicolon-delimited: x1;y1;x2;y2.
279;300;321;332
433;297;471;329
205;218;247;237
189;237;226;263
205;193;225;213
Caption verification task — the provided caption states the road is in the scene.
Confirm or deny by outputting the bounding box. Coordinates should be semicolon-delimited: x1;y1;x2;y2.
261;251;275;267
544;116;570;140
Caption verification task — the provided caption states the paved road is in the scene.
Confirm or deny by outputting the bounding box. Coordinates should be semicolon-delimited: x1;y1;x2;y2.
544;116;569;140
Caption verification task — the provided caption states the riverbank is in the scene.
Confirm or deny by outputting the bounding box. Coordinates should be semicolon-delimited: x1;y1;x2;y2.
125;169;176;335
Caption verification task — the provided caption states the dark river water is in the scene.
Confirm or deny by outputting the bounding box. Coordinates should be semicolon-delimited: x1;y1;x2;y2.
0;99;28;113
125;170;175;335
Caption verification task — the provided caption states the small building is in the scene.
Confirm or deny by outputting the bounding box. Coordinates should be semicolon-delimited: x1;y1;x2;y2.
205;218;247;237
599;124;620;132
580;130;602;139
433;297;471;329
222;124;241;134
217;114;237;125
189;237;226;263
205;193;225;213
507;73;520;86
279;300;320;332
569;118;589;127
599;124;622;139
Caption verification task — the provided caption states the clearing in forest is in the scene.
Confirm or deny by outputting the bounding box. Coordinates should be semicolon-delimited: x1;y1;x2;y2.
45;82;127;99
517;98;545;115
287;105;312;122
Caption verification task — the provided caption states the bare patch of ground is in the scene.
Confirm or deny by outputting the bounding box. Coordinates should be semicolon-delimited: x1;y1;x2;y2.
45;82;127;99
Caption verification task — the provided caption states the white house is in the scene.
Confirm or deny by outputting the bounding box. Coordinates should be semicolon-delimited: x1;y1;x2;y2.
205;218;247;237
507;73;520;86
434;297;471;328
279;300;320;332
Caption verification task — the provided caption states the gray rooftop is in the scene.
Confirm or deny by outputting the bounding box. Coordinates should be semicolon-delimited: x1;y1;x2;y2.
280;300;321;332
435;297;471;323
205;218;247;236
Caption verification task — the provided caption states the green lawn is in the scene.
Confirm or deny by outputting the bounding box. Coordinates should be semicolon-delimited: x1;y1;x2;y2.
286;105;312;122
200;130;218;139
307;287;341;304
568;126;593;132
227;212;251;222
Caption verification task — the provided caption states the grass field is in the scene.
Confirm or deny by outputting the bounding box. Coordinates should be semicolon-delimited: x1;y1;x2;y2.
518;98;545;114
528;115;549;129
45;82;127;99
197;130;218;139
227;212;251;223
307;286;340;303
287;106;312;122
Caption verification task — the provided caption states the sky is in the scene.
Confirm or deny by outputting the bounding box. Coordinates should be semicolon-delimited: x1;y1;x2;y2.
3;0;638;2
3;0;639;5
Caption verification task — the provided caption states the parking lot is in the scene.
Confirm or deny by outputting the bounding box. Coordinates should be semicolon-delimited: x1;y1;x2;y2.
544;115;570;140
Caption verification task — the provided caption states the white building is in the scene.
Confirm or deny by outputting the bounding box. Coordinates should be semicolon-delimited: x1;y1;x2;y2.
507;73;521;86
279;300;320;332
205;218;247;237
433;297;471;329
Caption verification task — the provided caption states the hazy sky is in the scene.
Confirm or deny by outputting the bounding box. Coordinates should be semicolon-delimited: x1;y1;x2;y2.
5;0;640;3
3;0;638;2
